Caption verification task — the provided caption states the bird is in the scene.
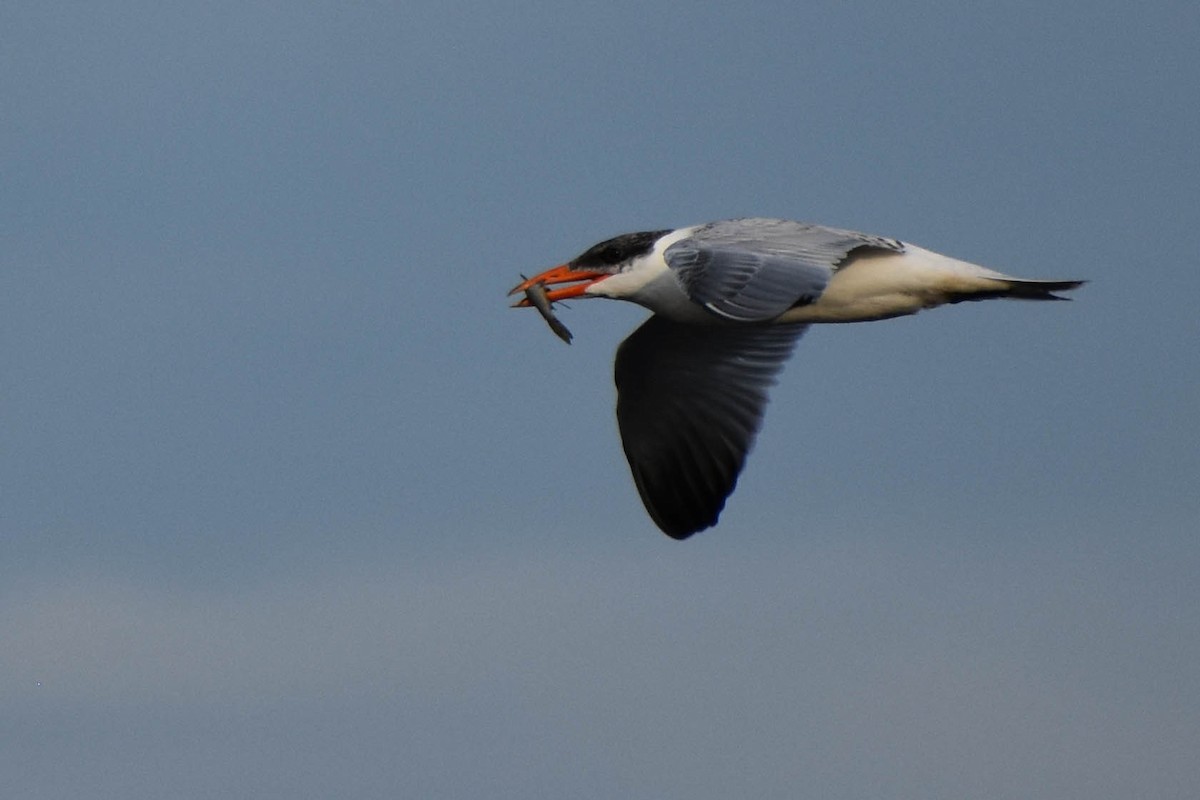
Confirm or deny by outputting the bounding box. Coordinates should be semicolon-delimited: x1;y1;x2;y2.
509;218;1083;540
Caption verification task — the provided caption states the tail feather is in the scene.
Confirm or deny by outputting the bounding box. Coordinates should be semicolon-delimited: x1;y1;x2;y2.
947;278;1086;304
998;278;1086;301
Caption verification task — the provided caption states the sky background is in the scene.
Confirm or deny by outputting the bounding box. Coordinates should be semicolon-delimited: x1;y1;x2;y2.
3;1;1199;797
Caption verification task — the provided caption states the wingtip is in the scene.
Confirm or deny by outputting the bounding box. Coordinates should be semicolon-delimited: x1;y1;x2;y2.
657;516;714;541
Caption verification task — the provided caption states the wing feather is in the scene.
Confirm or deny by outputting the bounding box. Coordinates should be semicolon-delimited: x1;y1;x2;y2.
664;218;904;321
613;315;808;539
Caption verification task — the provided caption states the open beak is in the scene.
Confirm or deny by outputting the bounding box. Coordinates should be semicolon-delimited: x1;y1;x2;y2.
508;265;609;306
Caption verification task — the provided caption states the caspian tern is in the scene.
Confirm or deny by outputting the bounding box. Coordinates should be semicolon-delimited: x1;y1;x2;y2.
509;218;1083;540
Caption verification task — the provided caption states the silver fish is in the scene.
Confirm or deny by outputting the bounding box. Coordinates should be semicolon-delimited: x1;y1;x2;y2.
524;281;573;344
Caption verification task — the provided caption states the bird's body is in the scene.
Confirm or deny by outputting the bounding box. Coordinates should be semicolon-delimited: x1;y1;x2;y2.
510;218;1083;539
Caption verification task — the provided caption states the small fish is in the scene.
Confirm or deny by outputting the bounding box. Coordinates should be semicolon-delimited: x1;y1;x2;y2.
524;281;573;344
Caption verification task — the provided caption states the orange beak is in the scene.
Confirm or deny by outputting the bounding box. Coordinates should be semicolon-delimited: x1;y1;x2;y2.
508;264;610;306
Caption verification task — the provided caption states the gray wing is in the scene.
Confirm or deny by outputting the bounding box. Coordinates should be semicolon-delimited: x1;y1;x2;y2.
614;315;808;539
664;218;905;322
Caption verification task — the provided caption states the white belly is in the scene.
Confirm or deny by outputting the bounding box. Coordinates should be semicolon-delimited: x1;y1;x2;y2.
777;245;1013;323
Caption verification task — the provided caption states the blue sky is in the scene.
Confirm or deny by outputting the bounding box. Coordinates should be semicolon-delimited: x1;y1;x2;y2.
3;2;1199;797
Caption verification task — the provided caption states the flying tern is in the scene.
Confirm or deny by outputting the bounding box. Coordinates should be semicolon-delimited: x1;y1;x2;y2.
509;218;1083;540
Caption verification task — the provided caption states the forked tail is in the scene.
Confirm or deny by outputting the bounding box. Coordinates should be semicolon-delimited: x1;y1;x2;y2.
999;278;1086;301
947;277;1086;304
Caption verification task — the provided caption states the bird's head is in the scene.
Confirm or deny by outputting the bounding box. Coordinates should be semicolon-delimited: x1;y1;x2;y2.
508;229;671;303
